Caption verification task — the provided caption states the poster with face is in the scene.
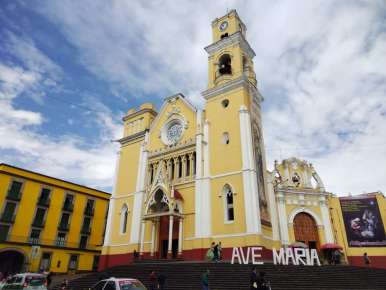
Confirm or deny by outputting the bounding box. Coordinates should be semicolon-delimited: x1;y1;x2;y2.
340;196;386;247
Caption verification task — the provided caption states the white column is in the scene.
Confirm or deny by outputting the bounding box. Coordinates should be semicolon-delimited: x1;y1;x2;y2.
168;215;174;257
277;192;289;245
130;132;149;244
103;151;121;246
139;220;146;255
195;110;203;238
239;106;261;234
320;196;334;243
178;218;183;255
201;120;212;237
150;221;156;256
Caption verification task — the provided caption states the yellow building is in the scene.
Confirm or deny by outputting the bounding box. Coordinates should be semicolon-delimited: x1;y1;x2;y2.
0;163;110;274
101;10;386;269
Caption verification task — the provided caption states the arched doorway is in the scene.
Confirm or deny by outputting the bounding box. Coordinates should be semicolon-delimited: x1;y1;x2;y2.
143;188;183;259
293;212;320;250
0;249;25;274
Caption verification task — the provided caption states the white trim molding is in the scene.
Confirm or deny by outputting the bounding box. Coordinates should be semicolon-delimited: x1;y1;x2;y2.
103;150;121;247
130;132;149;244
239;106;261;234
287;207;323;226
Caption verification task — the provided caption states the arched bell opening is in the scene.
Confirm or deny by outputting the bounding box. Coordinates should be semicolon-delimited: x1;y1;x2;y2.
218;54;232;75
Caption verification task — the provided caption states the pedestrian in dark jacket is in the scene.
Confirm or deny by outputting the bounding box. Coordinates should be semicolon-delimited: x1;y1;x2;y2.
213;243;219;262
149;271;157;290
158;272;166;290
201;269;210;290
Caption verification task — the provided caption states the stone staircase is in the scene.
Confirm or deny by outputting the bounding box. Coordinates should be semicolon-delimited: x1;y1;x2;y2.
51;261;386;290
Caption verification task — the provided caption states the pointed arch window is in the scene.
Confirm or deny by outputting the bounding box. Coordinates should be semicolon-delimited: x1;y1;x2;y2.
223;184;234;222
120;204;128;234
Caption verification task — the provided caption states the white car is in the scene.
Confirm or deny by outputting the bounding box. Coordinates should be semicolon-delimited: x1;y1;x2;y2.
90;278;147;290
2;273;47;290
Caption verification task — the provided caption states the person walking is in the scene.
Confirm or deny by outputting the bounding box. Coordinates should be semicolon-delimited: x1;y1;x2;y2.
213;243;219;262
201;269;210;290
46;272;52;288
250;267;258;290
149;271;157;290
60;279;69;290
158;272;166;290
206;243;215;261
363;252;371;266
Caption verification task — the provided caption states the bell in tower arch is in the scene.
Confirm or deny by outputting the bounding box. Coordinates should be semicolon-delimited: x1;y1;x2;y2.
218;54;232;75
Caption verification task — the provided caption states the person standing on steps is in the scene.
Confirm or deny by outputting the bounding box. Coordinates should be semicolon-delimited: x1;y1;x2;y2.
363;252;371;266
158;272;166;290
149;271;157;290
206;242;215;261
213;243;219;262
218;242;223;261
201;269;210;290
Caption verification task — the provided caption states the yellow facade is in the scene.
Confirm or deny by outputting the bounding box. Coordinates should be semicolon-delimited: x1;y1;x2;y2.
101;10;273;268
101;9;386;270
0;163;110;273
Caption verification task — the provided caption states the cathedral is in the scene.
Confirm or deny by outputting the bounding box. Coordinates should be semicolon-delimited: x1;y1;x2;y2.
100;10;386;269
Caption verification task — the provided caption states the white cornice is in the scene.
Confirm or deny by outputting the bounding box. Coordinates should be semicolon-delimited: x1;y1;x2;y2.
204;31;256;59
201;76;261;101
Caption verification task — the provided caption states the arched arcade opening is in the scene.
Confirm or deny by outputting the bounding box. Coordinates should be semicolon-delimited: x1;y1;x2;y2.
0;249;26;274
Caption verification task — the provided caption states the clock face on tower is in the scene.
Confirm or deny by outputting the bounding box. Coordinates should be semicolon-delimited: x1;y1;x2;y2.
219;21;228;31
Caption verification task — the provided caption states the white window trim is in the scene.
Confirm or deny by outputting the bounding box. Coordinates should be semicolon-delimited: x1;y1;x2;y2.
120;204;129;235
223;184;235;223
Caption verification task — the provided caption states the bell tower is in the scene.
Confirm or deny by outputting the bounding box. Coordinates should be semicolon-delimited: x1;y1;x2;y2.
202;10;271;236
205;10;257;90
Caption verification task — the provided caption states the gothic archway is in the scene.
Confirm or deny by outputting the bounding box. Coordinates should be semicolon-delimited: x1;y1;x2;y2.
0;249;26;274
293;212;320;250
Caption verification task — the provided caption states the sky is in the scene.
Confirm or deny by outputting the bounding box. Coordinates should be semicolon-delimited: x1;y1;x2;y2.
0;0;385;194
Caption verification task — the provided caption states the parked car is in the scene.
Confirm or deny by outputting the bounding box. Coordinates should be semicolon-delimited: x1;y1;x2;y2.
2;273;47;290
90;278;147;290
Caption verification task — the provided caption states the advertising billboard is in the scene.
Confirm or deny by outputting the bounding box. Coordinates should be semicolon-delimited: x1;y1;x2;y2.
340;196;386;247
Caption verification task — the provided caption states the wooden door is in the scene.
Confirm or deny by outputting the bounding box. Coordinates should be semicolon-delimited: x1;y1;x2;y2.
293;212;320;250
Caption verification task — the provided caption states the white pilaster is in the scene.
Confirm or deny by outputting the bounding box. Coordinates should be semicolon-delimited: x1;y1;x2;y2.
320;196;334;243
168;215;174;256
201;120;212;237
266;174;280;241
139;220;145;255
130;132;149;244
277;192;289;245
194;110;203;238
178;218;183;255
103;150;121;246
150;221;156;256
239;106;261;234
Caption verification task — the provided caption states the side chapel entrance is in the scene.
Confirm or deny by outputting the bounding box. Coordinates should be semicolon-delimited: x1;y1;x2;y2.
293;212;320;250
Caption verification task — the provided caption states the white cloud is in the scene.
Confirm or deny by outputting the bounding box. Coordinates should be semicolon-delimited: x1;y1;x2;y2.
5;0;386;194
0;32;122;191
